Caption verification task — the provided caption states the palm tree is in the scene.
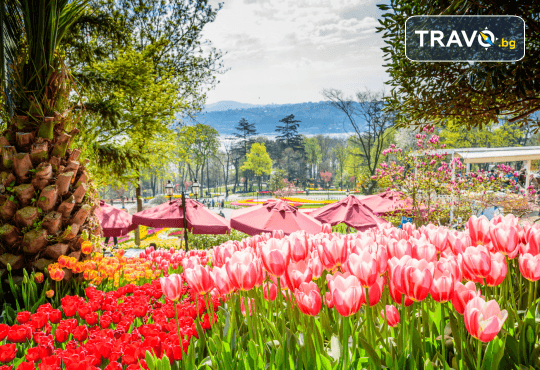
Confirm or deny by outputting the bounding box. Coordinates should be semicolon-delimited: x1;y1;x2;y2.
0;0;98;274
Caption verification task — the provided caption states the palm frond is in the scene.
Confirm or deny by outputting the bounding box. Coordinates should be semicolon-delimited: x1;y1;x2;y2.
0;0;22;117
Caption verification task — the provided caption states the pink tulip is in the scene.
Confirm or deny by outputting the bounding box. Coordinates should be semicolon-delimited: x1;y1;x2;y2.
285;260;312;291
380;305;400;327
317;238;348;271
519;253;540;281
388;277;413;306
264;283;278;301
182;256;201;270
427;227;449;252
325;291;334;308
485;253;507;287
467;215;491;246
327;273;365;317
240;297;255;316
261;238;290;277
411;242;437;262
524;229;540;255
272;230;285;239
294;282;322;316
388;255;412;295
309;255;323;280
387;239;412;259
401;259;433;302
321;223;332;234
184;265;214;295
436;257;462;282
346;250;378;288
464;297;507;342
461;246;491;278
430;269;454;303
452;281;481;315
367;275;384;307
490;224;519;259
211;266;233;295
289;234;309;262
226;249;261;291
160;273;183;301
213;243;237;267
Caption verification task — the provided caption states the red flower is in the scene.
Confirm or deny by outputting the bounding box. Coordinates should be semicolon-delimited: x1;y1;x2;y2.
7;324;31;343
85;312;98;326
48;310;62;324
99;314;112;329
17;362;35;370
25;347;41;362
16;311;31;324
104;362;123;370
30;313;48;330
0;324;8;340
54;328;69;343
72;326;88;342
0;343;16;363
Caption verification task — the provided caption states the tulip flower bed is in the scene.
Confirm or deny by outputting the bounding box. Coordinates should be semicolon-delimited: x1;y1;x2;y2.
175;214;540;369
0;282;219;370
3;213;540;369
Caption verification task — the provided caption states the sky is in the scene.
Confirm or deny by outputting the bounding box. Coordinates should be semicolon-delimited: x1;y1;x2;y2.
202;0;389;106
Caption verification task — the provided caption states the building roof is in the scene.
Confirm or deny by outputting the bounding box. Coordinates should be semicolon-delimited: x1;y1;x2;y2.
412;146;540;164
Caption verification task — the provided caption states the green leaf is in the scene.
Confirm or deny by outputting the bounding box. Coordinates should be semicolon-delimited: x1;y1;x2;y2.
482;337;505;370
248;339;258;360
358;336;382;369
145;350;156;370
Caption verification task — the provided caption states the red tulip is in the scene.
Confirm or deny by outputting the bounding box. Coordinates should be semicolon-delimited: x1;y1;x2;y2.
294;282;322;316
401;259;434;302
226;249;261;291
160;274;183;301
467;215;491;246
461;246;491;278
72;325;88;342
264;283;278;301
346;250;378;288
318;238;348;271
185;265;214;295
16;311;31;324
211;266;233;295
485;253;507;287
464;297;507;342
452;281;481;315
285;260;312;291
380;305;400;327
430;269;454;303
490;223;519;259
261;238;290;277
327;273;364;317
7;325;30;343
519;253;540;281
0;343;16;363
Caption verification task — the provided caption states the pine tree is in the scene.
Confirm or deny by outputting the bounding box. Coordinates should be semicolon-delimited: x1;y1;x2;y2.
275;114;304;153
233;118;257;191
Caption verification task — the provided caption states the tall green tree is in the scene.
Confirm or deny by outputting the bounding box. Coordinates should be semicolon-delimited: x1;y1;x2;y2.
276;114;304;180
234;117;257;191
304;137;322;180
0;0;99;270
241;143;273;192
377;1;540;128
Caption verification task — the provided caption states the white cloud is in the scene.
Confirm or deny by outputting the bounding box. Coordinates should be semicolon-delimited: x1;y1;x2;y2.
202;0;388;105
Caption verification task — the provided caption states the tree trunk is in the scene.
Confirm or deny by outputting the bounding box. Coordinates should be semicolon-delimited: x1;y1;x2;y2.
134;179;143;246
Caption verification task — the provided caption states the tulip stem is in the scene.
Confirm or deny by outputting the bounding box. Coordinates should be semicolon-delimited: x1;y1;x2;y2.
440;303;446;367
365;287;371;345
173;301;185;357
528;279;534;309
476;340;482;370
401;295;406;353
342;315;350;370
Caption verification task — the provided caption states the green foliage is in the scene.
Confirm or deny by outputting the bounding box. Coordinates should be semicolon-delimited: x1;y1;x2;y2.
241;143;272;178
377;1;540;128
440;120;524;149
187;229;248;251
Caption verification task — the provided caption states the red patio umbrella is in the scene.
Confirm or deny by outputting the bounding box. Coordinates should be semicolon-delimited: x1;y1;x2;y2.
231;200;322;236
309;195;386;231
132;199;230;234
96;201;137;237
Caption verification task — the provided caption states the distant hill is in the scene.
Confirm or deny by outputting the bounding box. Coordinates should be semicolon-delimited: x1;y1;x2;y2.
193;101;363;135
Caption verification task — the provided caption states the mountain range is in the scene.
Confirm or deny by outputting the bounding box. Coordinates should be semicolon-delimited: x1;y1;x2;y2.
193;101;362;135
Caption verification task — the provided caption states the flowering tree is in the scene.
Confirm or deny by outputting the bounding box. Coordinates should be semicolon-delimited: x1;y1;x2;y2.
274;178;297;198
319;171;332;188
373;126;531;226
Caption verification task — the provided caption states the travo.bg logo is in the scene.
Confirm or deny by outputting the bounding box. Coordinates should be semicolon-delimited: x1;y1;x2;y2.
405;16;525;62
414;28;516;49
